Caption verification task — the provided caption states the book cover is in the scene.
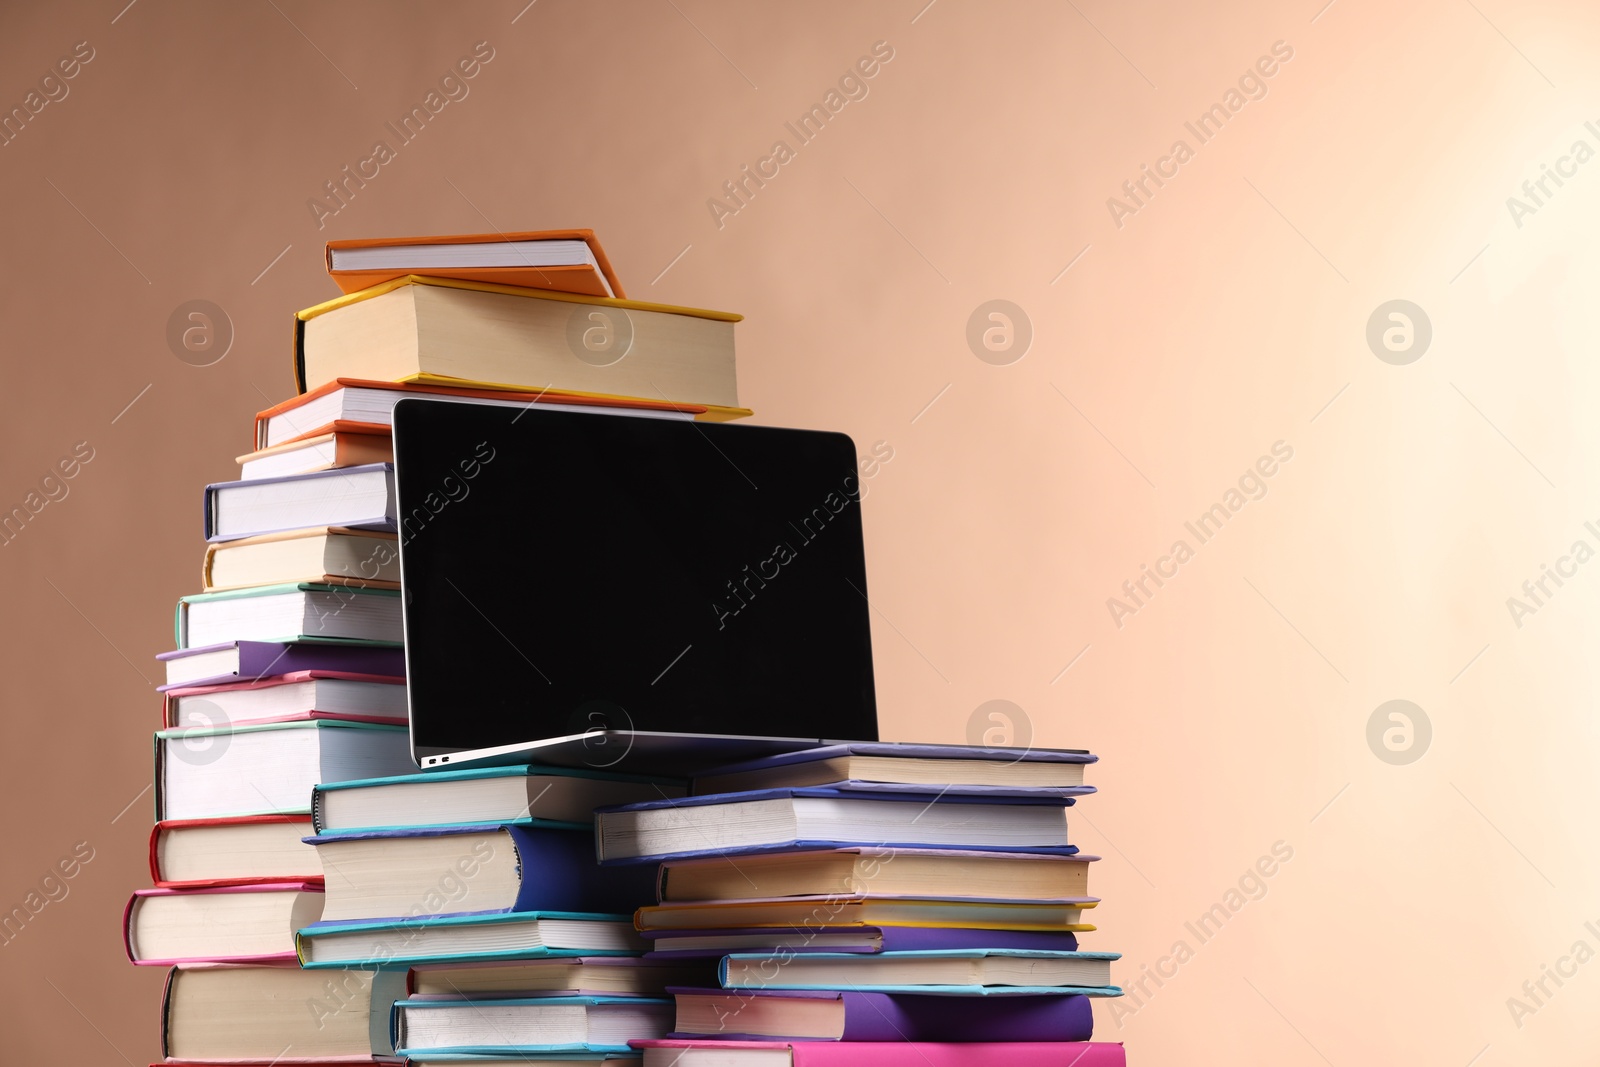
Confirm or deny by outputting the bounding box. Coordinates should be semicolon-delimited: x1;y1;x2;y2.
153;718;410;820
309;823;657;916
632;1039;1128;1067
161;671;406;729
641;926;1081;957
297;910;641;969
325;228;627;298
596;788;1081;865
392;995;672;1056
123;882;321;966
203;463;396;542
149;814;318;888
699;743;1097;775
291;276;746;411
173;583;403;648
254;377;724;450
311;764;683;834
716;949;1123;996
667;987;1095;1043
156;640;406;689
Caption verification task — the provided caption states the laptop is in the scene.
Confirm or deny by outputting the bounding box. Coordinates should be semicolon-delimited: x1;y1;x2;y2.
392;398;879;774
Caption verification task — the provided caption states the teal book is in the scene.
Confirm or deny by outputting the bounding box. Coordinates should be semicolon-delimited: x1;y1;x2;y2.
312;763;685;833
393;995;672;1056
297;910;646;969
175;582;403;648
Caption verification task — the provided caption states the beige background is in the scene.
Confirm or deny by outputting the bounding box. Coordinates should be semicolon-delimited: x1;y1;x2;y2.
4;0;1600;1061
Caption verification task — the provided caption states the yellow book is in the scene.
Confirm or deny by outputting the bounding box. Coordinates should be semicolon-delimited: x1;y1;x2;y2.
293;275;747;417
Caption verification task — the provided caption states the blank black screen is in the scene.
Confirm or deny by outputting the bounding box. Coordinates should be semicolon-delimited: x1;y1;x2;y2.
393;399;878;756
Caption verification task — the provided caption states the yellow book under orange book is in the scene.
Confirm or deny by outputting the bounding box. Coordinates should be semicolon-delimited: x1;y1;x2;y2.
293;275;747;417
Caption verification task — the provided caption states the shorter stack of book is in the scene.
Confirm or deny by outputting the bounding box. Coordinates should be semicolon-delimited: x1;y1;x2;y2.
598;743;1128;1067
295;762;707;1062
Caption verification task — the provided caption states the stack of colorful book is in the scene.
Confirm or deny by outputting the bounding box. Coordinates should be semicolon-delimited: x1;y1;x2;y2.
595;744;1129;1067
123;229;749;1066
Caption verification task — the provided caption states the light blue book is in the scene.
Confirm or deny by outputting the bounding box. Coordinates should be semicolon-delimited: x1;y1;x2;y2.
175;582;403;647
297;910;646;969
393;996;672;1057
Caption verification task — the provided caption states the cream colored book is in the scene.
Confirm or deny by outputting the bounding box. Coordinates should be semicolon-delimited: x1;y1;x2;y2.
203;527;400;591
295;275;741;407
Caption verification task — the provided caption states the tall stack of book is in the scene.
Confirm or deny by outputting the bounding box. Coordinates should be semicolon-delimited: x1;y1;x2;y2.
124;230;749;1066
598;744;1129;1067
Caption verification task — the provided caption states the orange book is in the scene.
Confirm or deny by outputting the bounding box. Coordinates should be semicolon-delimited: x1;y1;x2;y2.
324;228;626;298
234;431;393;481
253;377;714;450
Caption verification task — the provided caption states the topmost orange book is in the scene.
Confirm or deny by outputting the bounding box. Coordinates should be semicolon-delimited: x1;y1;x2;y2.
324;228;627;299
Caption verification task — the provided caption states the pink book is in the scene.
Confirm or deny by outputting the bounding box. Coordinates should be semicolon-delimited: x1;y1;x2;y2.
634;1039;1126;1066
161;670;407;729
124;882;322;966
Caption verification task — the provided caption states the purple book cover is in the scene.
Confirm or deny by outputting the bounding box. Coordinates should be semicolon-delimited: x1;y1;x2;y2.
643;926;1081;957
667;988;1094;1042
157;640;407;688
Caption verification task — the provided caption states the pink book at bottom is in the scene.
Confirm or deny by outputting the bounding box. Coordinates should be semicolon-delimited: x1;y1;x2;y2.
634;1039;1126;1067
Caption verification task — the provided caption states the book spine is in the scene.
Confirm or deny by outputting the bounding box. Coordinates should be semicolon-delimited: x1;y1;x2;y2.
147;823;164;884
158;967;177;1059
121;892;139;963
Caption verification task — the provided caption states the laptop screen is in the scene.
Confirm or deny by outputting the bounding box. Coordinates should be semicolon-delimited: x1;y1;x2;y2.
393;398;878;761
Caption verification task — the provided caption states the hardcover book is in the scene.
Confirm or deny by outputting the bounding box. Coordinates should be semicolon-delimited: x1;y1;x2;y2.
163;672;406;729
203;528;400;591
394;995;673;1056
203;464;396;542
668;987;1095;1042
293;276;742;409
155;719;414;820
408;956;717;999
312;764;685;834
325;228;627;298
311;823;657;923
150;815;321;887
655;848;1095;904
175;583;403;648
236;431;394;481
641;926;1082;958
595;789;1078;864
124;882;323;965
635;898;1096;934
157;640;406;689
298;910;646;969
161;965;406;1062
254;377;717;451
692;743;1096;796
716;949;1122;995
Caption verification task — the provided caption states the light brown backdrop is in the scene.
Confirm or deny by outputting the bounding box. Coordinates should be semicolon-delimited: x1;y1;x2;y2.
3;1;1599;1062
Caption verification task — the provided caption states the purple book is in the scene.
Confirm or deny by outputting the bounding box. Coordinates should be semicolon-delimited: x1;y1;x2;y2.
643;926;1080;958
158;640;407;689
668;987;1094;1042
